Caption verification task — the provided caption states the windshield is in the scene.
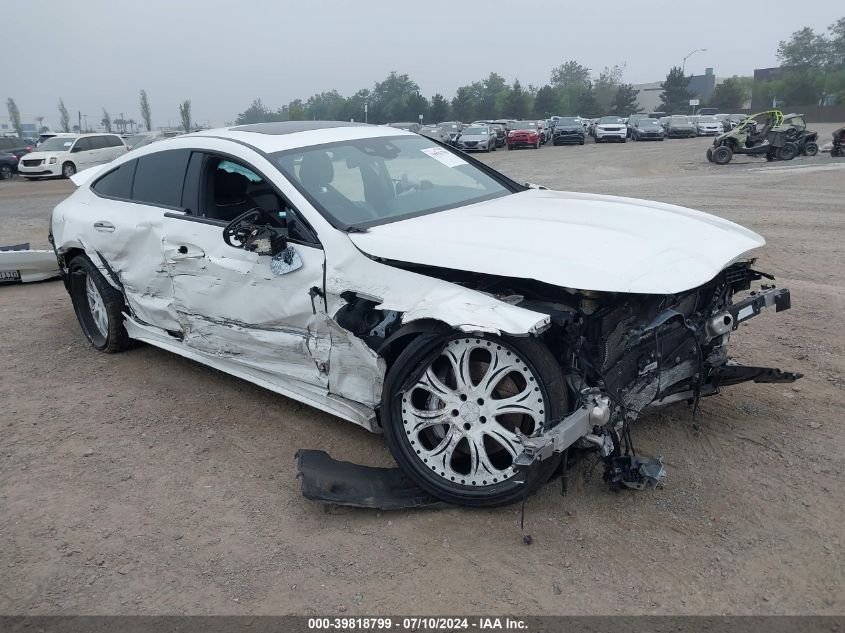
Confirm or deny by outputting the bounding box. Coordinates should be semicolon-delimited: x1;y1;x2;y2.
670;116;689;123
272;136;512;229
557;117;580;125
698;116;717;122
512;122;536;130
38;137;76;151
599;117;623;124
639;119;661;127
461;127;488;135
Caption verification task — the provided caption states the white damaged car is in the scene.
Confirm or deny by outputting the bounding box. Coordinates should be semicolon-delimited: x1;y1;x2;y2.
50;121;800;506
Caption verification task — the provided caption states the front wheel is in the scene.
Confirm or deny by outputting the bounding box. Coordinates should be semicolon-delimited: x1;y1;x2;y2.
68;255;130;353
62;162;77;178
802;142;818;156
0;164;12;179
706;147;714;162
712;145;733;165
381;332;569;507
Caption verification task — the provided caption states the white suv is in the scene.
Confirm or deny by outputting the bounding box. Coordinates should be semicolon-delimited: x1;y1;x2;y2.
18;133;127;179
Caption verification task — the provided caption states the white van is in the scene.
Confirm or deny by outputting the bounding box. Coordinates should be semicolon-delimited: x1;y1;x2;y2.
18;133;128;180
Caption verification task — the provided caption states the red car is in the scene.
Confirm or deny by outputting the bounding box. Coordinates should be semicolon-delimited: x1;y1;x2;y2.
507;121;541;149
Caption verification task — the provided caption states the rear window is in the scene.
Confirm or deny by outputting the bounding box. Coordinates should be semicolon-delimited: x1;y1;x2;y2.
92;161;137;199
131;149;190;208
88;136;109;149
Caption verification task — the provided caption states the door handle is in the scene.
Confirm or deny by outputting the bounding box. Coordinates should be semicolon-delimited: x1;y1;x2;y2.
93;221;115;232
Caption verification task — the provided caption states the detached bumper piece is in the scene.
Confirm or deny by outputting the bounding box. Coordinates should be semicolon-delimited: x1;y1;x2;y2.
296;449;443;510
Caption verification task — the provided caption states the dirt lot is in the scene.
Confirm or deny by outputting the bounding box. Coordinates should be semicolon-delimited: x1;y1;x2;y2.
1;130;843;616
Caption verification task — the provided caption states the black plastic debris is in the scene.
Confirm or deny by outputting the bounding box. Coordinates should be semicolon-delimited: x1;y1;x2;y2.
295;449;444;510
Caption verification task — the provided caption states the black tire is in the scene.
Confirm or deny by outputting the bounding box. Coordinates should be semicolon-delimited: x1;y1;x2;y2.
802;142;818;157
68;255;130;353
712;145;732;165
620;138;626;143
706;148;714;162
0;164;12;180
534;141;539;149
777;142;798;161
381;331;569;507
62;162;76;178
24;177;38;181
579;140;584;145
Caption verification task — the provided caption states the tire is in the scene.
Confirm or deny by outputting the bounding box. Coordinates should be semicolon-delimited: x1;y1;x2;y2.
712;145;733;165
507;144;513;150
68;255;130;353
777;142;798;161
62;162;77;178
0;164;12;180
579;140;584;145
381;331;569;507
534;141;539;149
620;138;626;143
706;148;714;162
24;177;38;181
802;142;818;157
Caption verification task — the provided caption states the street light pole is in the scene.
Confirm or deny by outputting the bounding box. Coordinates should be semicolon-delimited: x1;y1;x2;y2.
682;48;707;75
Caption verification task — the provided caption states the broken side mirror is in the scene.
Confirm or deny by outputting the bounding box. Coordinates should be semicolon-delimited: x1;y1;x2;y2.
223;207;287;257
270;245;303;276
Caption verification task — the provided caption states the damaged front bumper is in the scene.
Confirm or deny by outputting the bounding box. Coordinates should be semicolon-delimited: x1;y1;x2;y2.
511;285;801;483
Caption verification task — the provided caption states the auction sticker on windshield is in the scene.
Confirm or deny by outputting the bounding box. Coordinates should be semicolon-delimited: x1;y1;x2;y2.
420;146;467;168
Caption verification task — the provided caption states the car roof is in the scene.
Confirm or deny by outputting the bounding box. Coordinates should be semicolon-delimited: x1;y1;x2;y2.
191;121;416;153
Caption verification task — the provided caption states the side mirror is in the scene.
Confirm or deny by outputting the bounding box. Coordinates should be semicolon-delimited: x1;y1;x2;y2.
271;245;303;276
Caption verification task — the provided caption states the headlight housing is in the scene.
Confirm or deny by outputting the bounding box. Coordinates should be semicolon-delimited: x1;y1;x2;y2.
49;157;57;164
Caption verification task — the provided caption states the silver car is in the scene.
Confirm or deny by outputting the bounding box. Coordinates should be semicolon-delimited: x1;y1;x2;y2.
419;125;451;144
454;125;497;152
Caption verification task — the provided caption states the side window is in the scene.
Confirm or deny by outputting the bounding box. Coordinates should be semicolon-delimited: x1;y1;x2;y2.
131;149;190;209
89;136;108;150
104;135;120;147
92;160;136;199
202;156;285;225
73;138;92;152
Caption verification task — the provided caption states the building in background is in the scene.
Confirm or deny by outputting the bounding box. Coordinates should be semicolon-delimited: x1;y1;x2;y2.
633;68;717;114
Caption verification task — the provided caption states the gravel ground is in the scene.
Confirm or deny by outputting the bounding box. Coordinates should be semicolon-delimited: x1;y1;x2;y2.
1;129;843;616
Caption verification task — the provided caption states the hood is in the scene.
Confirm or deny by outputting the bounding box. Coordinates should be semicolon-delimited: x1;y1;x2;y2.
22;150;65;159
349;189;765;295
555;125;583;132
458;134;490;142
669;122;695;129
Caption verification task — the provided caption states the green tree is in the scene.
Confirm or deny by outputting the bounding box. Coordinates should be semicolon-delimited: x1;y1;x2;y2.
708;77;748;110
369;71;420;123
659;66;692;113
139;90;152;131
593;65;624;114
287;99;306;121
532;84;558;118
574;87;600;117
479;72;509;118
179;99;192;132
6;98;21;136
504;79;529;119
236;98;271;124
451;86;476;122
550;61;591;90
58;99;70;132
101;108;112;132
610;84;641;115
304;90;346;120
429;93;450;122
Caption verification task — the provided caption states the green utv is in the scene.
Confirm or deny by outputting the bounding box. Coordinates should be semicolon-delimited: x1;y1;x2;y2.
706;110;817;165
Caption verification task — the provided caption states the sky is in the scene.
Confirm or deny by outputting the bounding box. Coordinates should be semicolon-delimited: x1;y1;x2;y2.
2;0;842;129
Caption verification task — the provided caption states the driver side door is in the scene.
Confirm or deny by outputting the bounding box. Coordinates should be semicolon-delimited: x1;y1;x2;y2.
161;151;331;390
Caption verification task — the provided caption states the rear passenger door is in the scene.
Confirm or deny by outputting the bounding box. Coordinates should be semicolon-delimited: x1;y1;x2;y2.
70;137;96;169
85;149;192;332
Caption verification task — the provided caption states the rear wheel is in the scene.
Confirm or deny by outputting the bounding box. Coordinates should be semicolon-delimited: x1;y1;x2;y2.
777;142;798;161
68;255;130;353
712;145;733;165
706;148;714;162
802;142;818;156
381;332;569;507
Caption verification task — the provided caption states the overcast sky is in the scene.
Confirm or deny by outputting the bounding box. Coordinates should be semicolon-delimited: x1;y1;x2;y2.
3;0;842;129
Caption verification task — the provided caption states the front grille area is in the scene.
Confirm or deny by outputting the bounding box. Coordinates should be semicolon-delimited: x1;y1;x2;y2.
22;159;43;167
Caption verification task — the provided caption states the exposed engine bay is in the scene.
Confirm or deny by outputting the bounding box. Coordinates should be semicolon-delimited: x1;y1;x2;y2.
336;258;801;493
